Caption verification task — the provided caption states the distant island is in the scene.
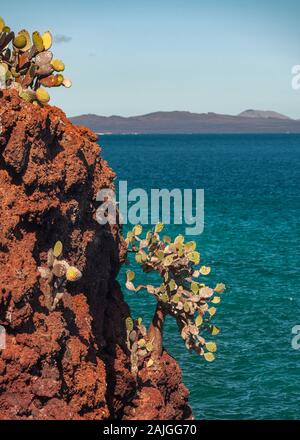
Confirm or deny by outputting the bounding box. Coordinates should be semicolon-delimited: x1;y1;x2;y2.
70;109;300;134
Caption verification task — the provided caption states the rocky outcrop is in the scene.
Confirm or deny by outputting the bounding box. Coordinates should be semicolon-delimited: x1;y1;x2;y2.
0;89;192;420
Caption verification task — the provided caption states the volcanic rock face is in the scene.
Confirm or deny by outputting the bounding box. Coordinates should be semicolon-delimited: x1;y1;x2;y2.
0;90;192;420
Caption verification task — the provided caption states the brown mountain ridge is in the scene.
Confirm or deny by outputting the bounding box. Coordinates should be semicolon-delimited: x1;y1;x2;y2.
70;110;300;134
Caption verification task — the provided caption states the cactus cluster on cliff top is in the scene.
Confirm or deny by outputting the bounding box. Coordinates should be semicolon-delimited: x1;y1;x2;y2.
0;16;71;105
125;223;226;362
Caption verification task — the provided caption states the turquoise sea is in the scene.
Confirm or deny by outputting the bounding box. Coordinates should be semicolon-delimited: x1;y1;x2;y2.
100;134;300;420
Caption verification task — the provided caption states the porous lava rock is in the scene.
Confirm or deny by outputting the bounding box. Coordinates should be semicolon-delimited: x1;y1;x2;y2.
0;89;192;420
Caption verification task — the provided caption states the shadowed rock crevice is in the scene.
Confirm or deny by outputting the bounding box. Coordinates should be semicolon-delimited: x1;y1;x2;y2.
0;89;192;420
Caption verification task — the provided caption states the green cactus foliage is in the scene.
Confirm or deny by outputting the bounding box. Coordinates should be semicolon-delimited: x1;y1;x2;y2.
125;223;226;362
125;317;134;332
125;316;154;375
13;34;27;49
0;17;71;104
37;241;81;311
18;29;31;51
53;240;63;258
32;31;44;52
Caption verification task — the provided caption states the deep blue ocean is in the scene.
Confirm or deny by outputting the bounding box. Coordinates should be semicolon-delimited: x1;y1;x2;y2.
100;134;300;420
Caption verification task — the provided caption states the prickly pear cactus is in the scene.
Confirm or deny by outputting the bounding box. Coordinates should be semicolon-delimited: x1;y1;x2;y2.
38;241;82;311
125;223;226;362
0;16;71;105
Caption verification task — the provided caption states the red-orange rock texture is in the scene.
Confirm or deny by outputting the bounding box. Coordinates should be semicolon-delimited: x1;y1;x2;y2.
0;90;192;420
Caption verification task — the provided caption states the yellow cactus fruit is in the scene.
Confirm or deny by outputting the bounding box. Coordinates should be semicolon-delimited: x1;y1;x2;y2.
36;87;50;104
51;59;65;72
56;74;64;86
66;266;82;282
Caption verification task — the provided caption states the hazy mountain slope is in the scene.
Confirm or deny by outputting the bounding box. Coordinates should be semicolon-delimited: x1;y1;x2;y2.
70;110;300;134
238;109;290;120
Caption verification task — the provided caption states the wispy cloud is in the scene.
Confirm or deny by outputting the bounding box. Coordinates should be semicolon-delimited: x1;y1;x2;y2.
53;34;72;44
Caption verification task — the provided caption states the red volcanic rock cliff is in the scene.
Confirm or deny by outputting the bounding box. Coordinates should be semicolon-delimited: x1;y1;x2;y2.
0;90;192;420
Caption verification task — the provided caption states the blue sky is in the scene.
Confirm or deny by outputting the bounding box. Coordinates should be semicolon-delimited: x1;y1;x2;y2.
2;0;300;117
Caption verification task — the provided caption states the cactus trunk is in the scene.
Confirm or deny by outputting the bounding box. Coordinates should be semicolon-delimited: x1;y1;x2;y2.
148;302;166;359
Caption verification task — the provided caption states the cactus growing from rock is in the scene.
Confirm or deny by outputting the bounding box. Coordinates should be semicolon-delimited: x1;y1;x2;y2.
38;241;82;311
125;316;153;376
125;223;225;362
0;16;71;105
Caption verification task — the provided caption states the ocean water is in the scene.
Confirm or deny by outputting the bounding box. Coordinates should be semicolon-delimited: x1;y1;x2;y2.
100;134;300;420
